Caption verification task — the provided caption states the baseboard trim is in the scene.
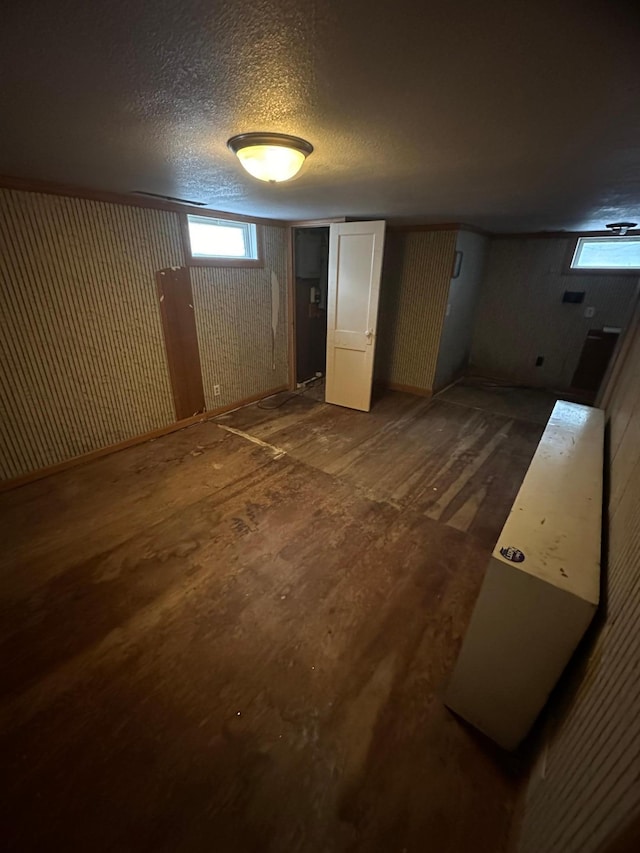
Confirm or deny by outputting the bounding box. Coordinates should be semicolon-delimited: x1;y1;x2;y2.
383;381;433;398
0;385;288;493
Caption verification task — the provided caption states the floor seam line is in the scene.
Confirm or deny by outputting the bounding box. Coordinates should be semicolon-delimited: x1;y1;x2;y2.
217;425;287;459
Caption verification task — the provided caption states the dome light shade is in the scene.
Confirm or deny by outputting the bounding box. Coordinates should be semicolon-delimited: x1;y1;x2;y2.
228;133;313;183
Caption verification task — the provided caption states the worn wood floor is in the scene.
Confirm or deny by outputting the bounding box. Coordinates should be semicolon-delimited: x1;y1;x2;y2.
0;387;552;852
220;384;554;549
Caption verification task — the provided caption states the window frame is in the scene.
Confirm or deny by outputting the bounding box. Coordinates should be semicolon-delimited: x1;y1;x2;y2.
564;234;640;276
181;211;264;268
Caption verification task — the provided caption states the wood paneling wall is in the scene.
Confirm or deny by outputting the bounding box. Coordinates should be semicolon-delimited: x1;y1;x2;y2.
0;188;287;482
191;227;288;410
433;229;488;390
376;229;457;393
517;318;640;852
470;237;638;389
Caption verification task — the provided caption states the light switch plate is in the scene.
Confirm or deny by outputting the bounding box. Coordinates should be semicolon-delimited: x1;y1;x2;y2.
584;306;595;318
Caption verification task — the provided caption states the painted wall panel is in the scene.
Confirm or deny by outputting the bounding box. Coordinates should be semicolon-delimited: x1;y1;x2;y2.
0;189;288;482
434;230;488;390
470;237;638;389
517;320;640;853
376;230;457;392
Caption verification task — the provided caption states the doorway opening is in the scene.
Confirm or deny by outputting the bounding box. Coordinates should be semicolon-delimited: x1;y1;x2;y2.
571;328;620;403
293;227;329;386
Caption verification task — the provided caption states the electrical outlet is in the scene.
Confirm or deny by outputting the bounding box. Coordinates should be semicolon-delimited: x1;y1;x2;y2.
213;384;221;397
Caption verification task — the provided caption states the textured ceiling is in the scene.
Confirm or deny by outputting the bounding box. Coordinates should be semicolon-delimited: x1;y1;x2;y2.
1;0;639;231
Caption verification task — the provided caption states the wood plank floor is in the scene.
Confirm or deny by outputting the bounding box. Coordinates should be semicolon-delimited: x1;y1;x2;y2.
0;387;551;852
220;385;550;548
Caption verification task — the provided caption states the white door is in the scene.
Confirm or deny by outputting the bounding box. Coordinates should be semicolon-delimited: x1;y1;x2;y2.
325;221;386;411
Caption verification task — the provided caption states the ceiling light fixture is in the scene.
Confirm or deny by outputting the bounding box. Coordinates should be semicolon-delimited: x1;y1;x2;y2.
606;222;637;236
227;132;313;183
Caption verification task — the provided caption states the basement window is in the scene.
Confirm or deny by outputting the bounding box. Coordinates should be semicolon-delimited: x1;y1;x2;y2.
184;214;262;267
570;236;640;273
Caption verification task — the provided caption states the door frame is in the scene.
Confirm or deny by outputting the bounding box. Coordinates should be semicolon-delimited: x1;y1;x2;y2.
286;218;346;391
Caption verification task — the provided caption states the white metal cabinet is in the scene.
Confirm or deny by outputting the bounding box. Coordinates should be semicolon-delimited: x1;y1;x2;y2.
445;401;603;749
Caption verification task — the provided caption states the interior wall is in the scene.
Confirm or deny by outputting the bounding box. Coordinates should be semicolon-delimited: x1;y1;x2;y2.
516;316;640;853
0;188;287;482
470;237;638;389
191;230;288;409
376;229;457;393
433;230;488;390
